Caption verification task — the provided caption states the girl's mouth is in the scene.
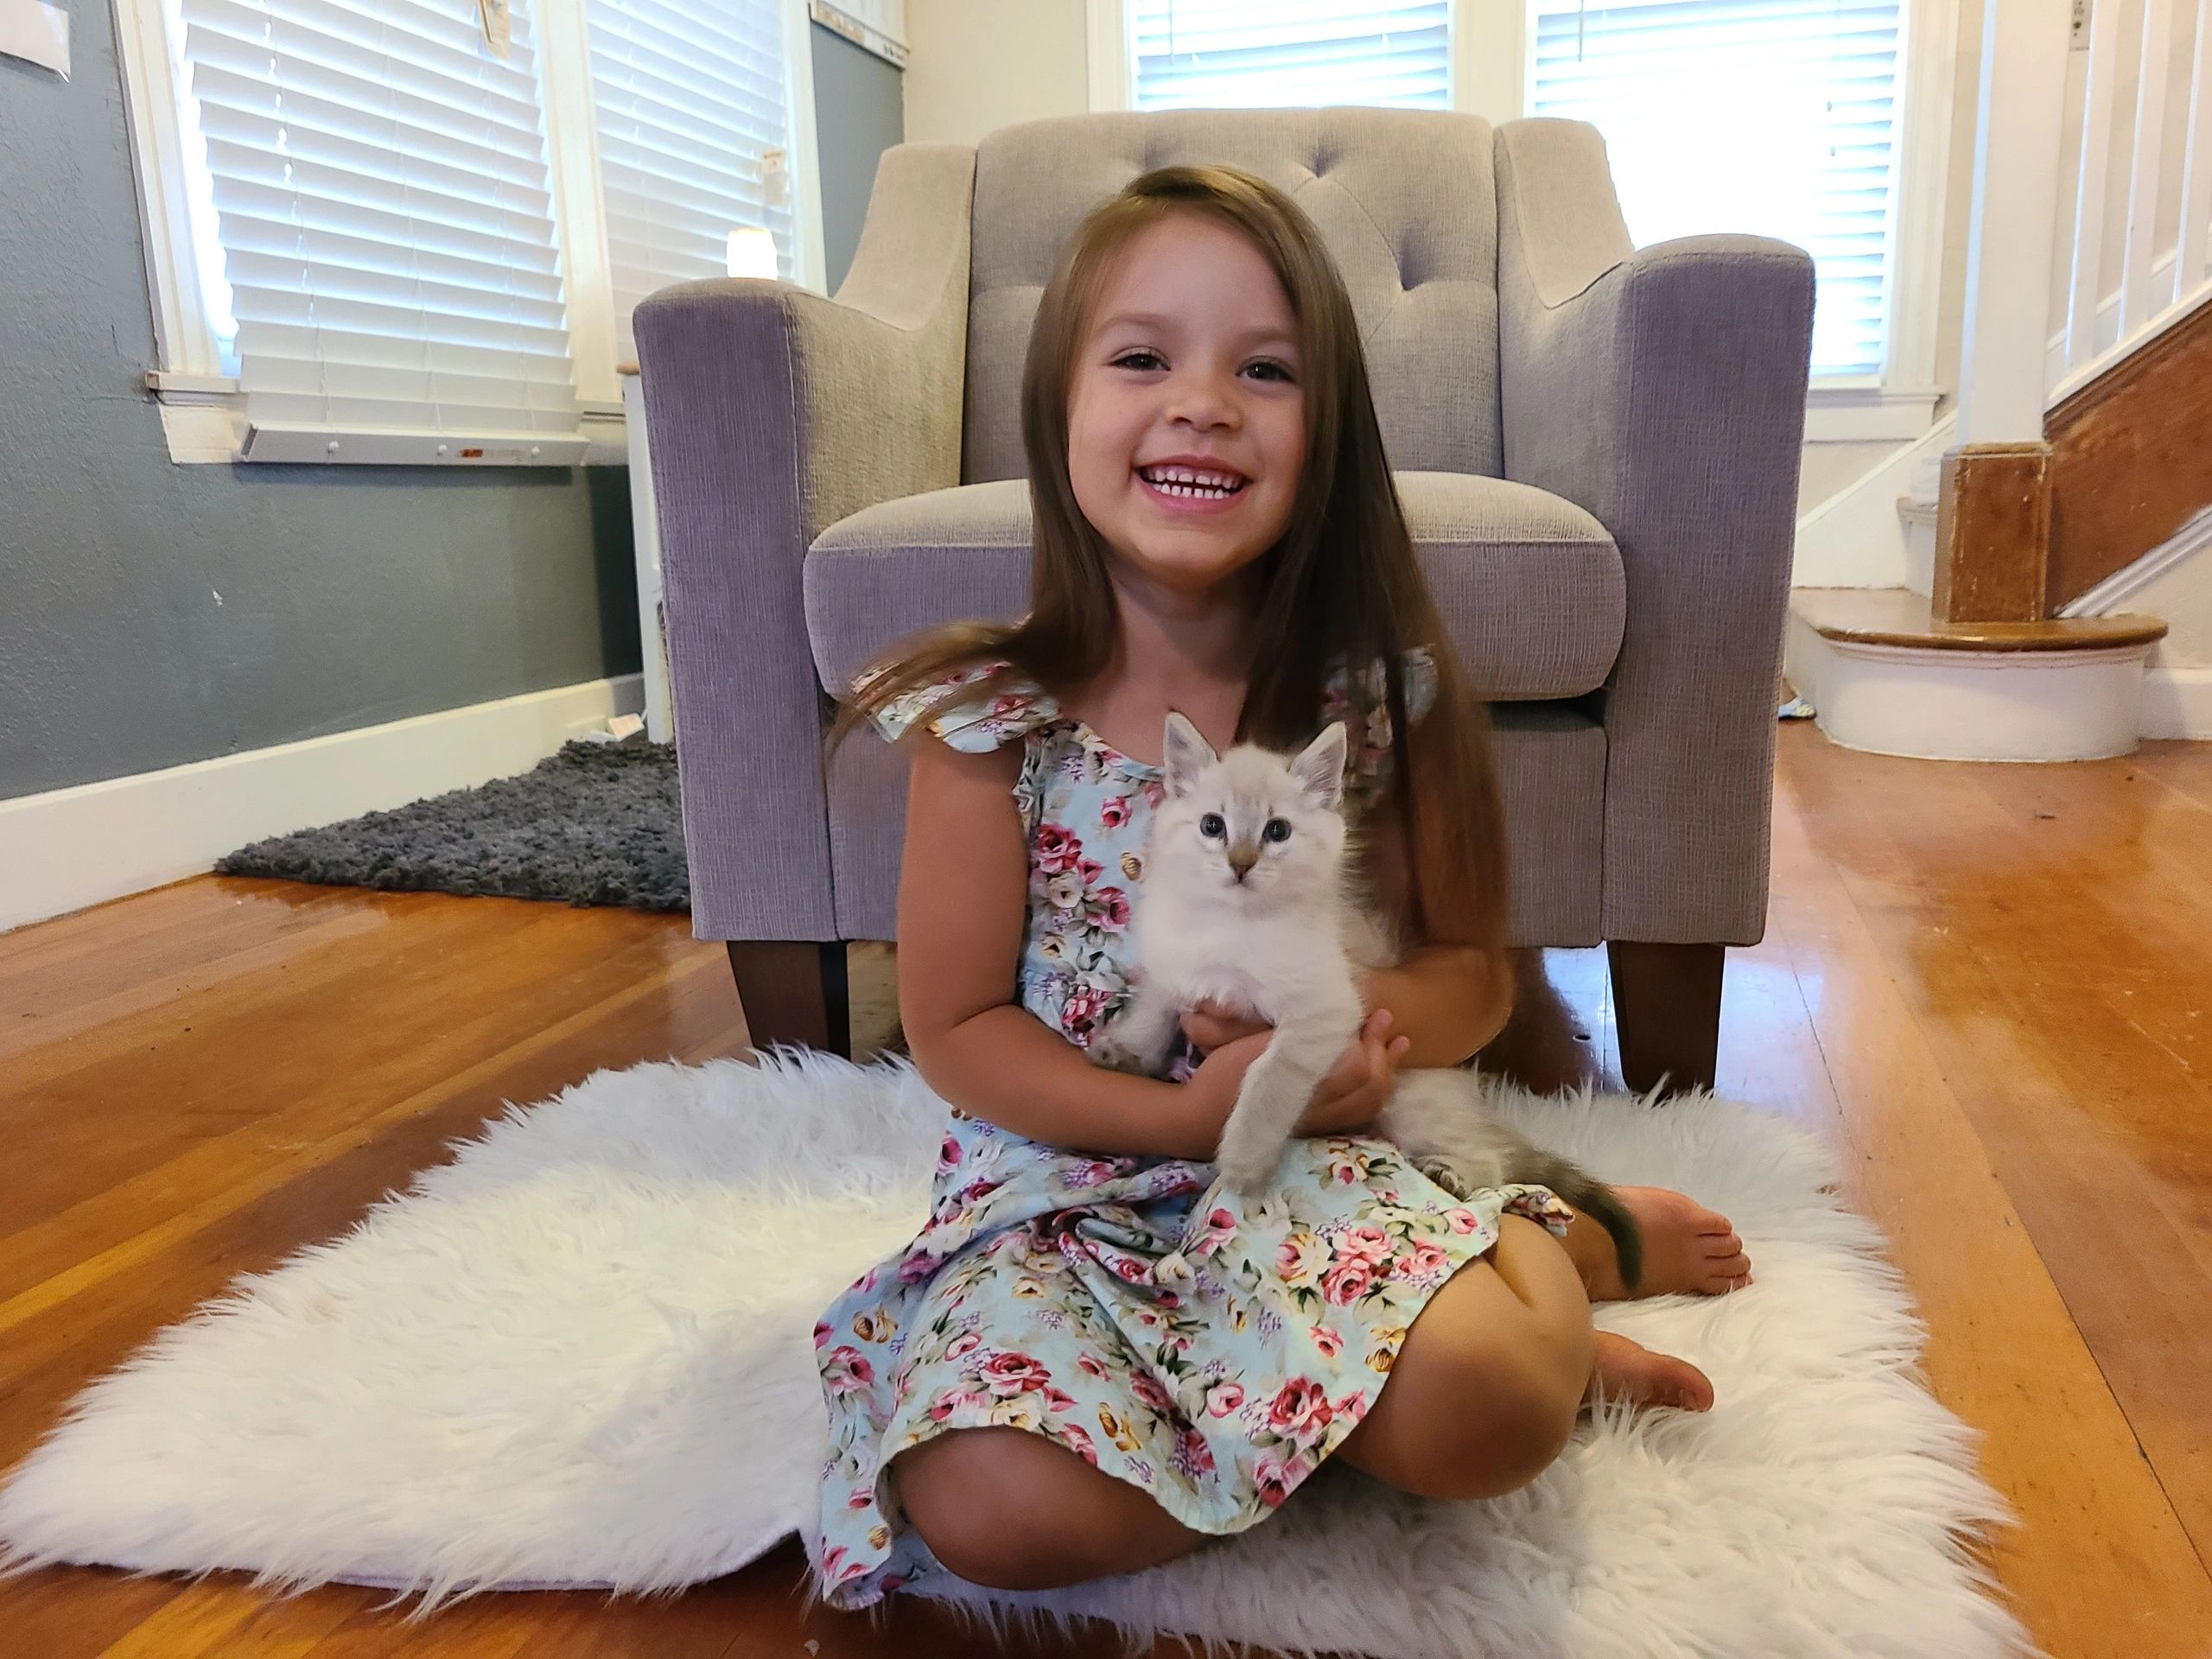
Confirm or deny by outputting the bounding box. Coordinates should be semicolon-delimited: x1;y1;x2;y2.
1135;463;1249;513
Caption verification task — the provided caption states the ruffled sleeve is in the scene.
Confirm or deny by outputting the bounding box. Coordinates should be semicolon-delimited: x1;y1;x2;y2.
1321;646;1438;800
861;660;1062;754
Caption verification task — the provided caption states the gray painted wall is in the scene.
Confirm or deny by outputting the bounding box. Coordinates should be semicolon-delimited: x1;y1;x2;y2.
2;15;904;804
811;23;906;293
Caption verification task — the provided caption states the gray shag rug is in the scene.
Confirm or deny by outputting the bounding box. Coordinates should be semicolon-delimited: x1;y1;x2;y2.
218;740;688;912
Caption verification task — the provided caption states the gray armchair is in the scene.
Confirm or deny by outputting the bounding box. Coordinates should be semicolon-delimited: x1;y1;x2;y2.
632;110;1815;1090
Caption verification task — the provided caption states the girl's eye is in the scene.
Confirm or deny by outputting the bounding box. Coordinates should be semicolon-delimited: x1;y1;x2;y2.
1198;813;1226;838
1112;350;1164;372
1244;359;1294;384
1262;818;1292;842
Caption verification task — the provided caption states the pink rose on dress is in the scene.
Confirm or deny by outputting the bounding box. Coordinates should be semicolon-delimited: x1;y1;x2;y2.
1099;794;1131;828
1033;823;1082;872
1131;1371;1174;1412
847;1485;873;1510
1205;1382;1246;1418
1312;1324;1344;1358
813;1319;833;1349
1442;1208;1483;1236
1321;1259;1376;1306
1334;1224;1393;1266
945;1331;982;1360
1089;887;1132;931
927;1387;992;1421
1062;983;1112;1037
1254;1450;1305;1509
1267;1377;1334;1445
936;1134;962;1173
1188;1205;1237;1258
822;1346;875;1394
1078;1352;1110;1379
1334;1391;1370;1427
1395;1242;1452;1281
979;1351;1052;1397
1055;1421;1100;1465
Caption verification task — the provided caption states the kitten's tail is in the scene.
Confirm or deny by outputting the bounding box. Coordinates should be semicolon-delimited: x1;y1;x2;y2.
1514;1150;1643;1294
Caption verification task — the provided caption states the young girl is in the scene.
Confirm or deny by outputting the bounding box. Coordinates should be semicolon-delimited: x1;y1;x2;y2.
809;165;1751;1607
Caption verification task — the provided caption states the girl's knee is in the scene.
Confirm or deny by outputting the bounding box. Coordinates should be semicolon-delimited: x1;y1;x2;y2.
888;1429;1132;1592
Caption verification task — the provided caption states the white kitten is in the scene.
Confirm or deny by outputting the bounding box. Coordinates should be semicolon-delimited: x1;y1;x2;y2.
1093;715;1643;1286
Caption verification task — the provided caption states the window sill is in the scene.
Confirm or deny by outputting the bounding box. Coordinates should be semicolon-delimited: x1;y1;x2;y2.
1802;382;1943;443
146;373;630;467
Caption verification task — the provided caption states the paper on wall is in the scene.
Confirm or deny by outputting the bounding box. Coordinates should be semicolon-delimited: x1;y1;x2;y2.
0;0;69;78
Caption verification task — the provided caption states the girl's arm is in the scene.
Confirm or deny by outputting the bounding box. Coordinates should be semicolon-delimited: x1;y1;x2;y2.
898;734;1237;1160
1357;743;1515;1065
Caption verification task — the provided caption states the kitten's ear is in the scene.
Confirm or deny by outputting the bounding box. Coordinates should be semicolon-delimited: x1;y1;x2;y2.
1161;713;1217;798
1292;722;1351;811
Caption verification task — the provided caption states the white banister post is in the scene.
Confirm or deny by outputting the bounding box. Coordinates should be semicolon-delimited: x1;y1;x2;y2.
1955;0;2075;445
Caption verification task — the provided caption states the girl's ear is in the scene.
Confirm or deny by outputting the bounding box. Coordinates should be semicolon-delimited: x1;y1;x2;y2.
1291;722;1350;811
1162;713;1217;798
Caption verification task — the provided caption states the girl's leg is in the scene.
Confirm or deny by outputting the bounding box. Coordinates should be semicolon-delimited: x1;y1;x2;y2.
1332;1215;1594;1499
889;1427;1206;1591
1334;1215;1713;1499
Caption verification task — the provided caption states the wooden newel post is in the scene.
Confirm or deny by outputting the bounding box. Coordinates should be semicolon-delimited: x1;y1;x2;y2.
1937;0;2074;622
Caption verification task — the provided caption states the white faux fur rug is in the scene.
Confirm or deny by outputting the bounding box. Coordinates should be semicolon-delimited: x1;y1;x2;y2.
0;1054;2026;1658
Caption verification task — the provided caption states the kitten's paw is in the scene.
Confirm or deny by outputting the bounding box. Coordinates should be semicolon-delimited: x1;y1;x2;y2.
1217;1118;1288;1196
1088;1033;1150;1075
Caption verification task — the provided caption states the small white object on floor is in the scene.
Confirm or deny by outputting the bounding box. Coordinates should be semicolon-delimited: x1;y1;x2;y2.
0;1055;2026;1658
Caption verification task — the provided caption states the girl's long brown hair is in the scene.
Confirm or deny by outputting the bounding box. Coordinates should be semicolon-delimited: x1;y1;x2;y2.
839;163;1507;950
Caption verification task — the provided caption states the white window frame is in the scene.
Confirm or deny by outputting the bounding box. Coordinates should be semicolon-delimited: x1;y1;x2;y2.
113;0;830;465
1083;0;1954;442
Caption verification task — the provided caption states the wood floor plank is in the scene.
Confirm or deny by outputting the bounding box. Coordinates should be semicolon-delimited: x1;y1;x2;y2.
1766;734;2212;1654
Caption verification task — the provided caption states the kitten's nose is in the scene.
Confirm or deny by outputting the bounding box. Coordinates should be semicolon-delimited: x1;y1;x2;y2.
1228;848;1258;880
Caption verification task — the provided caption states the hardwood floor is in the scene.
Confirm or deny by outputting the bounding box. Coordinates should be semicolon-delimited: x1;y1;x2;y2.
3;726;2209;1656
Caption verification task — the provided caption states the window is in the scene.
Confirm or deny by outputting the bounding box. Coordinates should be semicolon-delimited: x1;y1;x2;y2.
1529;0;1904;378
174;0;582;461
585;0;798;361
1128;0;1452;111
122;0;821;462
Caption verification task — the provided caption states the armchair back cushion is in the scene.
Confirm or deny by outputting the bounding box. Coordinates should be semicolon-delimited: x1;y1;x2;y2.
962;110;1503;485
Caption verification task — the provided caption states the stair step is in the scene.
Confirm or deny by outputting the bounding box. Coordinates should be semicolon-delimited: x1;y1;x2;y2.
1793;588;2165;653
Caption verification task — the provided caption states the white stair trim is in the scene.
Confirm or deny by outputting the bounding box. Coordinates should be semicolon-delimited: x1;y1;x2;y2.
2058;505;2212;616
1792;413;1956;588
0;673;646;936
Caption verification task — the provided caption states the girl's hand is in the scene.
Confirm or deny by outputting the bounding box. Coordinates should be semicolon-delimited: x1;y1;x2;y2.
1184;1011;1410;1141
1181;1001;1271;1055
1298;1010;1410;1135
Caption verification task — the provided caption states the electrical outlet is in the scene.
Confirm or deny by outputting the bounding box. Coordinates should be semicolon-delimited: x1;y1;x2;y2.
762;148;789;208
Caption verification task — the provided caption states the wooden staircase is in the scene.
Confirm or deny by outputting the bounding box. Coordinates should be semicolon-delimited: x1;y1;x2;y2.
1788;0;2210;760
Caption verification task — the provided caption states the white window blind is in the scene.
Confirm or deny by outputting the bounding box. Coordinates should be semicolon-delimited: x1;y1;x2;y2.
177;0;582;460
1130;0;1452;111
585;0;795;360
1531;0;1902;378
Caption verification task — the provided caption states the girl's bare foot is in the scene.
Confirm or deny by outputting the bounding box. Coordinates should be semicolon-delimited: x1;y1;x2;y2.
1565;1185;1752;1301
1588;1330;1714;1413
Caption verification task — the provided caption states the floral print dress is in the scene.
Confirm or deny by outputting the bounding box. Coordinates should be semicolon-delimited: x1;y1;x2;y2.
809;662;1571;1608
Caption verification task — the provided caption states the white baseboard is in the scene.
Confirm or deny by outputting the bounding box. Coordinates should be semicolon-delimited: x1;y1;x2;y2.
0;674;646;935
2141;663;2212;740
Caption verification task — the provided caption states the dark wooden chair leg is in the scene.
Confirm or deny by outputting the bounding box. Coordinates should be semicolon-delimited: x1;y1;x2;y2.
1607;941;1724;1096
727;940;850;1058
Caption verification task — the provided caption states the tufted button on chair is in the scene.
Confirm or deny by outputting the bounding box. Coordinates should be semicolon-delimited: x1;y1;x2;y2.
633;109;1815;1090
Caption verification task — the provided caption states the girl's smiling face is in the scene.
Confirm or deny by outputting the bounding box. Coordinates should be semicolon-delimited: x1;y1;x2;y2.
1065;211;1306;598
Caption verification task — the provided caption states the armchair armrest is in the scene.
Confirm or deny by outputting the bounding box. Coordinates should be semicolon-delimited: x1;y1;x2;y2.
632;143;976;941
1496;118;1815;945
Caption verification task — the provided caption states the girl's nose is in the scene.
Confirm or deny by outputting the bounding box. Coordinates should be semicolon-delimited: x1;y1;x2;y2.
1165;368;1240;430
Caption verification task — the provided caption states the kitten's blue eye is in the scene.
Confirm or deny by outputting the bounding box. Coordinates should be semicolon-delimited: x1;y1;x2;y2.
1198;813;1226;839
1262;818;1292;842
